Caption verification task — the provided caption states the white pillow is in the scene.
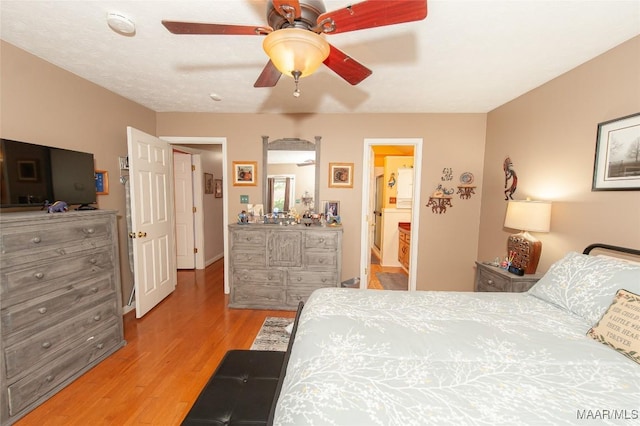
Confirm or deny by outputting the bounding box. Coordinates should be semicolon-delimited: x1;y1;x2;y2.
528;251;640;325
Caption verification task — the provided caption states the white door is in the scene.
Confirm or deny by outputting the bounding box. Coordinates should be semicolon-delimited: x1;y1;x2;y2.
173;151;196;269
127;127;177;318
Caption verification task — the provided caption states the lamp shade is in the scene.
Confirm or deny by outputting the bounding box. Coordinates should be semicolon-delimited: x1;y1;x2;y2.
504;200;551;233
262;28;330;78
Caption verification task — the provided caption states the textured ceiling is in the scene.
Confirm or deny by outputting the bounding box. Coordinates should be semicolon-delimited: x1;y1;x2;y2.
1;0;638;114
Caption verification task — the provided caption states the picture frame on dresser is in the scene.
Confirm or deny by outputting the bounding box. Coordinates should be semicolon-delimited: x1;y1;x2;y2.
592;112;640;191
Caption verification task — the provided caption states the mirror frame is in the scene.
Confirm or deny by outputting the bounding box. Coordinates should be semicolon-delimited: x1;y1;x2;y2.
262;136;321;214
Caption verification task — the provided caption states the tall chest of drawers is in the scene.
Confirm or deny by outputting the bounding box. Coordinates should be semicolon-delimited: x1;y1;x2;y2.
0;210;126;425
229;224;343;310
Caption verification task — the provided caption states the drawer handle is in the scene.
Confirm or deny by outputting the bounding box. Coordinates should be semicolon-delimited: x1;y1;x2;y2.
41;341;52;349
91;287;98;293
93;314;102;321
321;278;327;282
89;258;98;264
34;272;44;279
45;375;54;383
96;343;105;350
297;277;302;282
319;238;325;243
84;228;95;234
267;275;273;280
32;236;41;244
38;307;47;314
487;279;494;285
318;259;325;264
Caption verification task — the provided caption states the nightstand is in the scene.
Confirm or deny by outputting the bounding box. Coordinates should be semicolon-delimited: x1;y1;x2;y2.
474;261;543;292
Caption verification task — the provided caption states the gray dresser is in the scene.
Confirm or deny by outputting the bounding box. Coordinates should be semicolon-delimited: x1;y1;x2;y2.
0;210;126;425
229;224;343;310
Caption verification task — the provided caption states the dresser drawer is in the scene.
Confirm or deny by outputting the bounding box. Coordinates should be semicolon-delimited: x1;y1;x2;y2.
232;268;283;286
231;285;285;306
2;273;115;336
6;324;123;416
230;249;266;267
288;270;337;287
4;299;119;379
1;248;113;306
231;229;266;248
0;218;111;258
305;231;338;250
303;251;336;269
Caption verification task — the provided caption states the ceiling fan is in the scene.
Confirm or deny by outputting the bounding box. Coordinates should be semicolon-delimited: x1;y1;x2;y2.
162;0;428;95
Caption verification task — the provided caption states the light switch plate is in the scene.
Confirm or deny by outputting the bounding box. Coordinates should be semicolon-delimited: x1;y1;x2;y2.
240;195;249;203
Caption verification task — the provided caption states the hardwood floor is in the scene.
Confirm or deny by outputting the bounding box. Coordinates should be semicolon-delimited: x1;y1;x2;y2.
14;259;294;426
367;250;407;290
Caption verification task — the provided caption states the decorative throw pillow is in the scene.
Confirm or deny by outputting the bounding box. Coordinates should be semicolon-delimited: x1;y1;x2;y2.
528;252;640;325
587;289;640;365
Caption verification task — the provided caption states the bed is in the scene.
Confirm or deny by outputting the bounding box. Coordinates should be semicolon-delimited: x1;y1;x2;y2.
272;244;640;425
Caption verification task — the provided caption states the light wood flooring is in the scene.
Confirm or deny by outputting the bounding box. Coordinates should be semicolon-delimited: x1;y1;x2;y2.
14;259;294;426
367;251;408;290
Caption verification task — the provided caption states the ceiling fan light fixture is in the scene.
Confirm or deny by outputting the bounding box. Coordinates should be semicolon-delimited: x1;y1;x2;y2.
262;28;329;78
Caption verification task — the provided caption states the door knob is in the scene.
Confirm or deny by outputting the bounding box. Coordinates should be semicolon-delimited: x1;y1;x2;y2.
138;231;147;238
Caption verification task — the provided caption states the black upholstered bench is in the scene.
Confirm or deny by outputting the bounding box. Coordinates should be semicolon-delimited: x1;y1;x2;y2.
181;302;303;426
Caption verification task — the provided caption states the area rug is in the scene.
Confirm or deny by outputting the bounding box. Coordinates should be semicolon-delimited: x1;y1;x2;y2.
250;317;293;351
376;272;408;291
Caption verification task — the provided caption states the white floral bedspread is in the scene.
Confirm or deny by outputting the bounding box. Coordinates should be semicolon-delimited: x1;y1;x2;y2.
273;288;640;426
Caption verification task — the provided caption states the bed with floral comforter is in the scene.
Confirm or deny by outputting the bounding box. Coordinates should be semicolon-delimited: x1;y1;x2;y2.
273;250;640;425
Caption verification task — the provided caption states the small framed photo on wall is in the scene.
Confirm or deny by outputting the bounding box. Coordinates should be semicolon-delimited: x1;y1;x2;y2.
329;162;353;188
233;161;257;186
95;170;109;195
204;173;214;194
214;179;223;198
592;112;640;191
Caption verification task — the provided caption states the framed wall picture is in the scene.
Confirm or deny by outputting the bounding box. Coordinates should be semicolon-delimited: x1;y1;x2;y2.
233;161;257;186
95;170;109;195
329;162;354;188
592;112;640;191
214;179;223;198
204;173;214;194
17;160;38;181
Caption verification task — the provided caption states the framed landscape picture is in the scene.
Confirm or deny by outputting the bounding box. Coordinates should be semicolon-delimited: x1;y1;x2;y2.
233;161;257;186
592;112;640;191
329;162;353;188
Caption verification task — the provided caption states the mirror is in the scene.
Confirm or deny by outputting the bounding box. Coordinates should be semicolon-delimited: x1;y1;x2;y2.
262;136;321;214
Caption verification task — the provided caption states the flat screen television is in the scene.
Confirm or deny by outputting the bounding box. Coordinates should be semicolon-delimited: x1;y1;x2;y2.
0;138;97;208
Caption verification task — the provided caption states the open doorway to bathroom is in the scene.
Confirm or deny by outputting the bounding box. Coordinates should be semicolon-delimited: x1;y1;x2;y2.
360;139;422;292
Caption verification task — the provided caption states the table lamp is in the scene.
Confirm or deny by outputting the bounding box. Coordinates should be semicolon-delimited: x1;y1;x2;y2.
503;200;552;274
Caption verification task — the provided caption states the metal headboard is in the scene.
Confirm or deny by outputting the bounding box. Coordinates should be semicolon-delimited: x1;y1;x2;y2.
583;243;640;256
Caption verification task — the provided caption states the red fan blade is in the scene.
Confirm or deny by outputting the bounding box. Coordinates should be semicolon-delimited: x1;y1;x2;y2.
318;0;427;35
162;20;272;36
323;44;372;85
254;60;282;87
272;0;301;21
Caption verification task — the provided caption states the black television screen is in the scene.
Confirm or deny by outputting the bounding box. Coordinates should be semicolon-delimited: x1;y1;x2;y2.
0;138;97;208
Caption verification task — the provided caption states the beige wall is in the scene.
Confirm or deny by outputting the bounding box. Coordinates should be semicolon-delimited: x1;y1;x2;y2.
157;113;487;291
0;41;157;306
7;35;636;298
478;36;640;271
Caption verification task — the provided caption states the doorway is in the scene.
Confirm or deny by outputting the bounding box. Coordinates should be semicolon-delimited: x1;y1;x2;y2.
161;136;230;293
360;138;422;292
